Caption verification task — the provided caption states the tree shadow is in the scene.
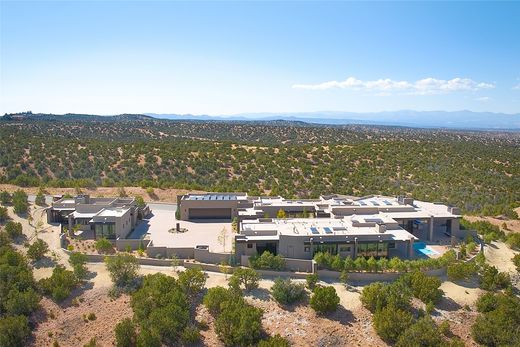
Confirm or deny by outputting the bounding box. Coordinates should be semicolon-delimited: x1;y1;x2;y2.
322;305;355;326
57;281;95;309
246;287;271;302
33;256;57;269
436;296;462;312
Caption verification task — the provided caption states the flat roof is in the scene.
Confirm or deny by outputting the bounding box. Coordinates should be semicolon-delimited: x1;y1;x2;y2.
241;217;415;241
186;194;241;201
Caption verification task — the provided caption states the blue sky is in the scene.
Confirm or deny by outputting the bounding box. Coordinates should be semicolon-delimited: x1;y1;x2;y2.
1;1;519;115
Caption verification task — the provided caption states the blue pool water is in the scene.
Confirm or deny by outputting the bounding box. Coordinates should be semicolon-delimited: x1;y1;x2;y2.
413;242;439;256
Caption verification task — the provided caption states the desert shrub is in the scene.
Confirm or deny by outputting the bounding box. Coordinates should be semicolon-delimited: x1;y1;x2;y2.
354;256;368;271
360;281;412;313
479;265;511;291
398;271;443;304
249;251;285;270
447;261;476;281
0;315;31;347
12;190;28;215
461;219;505;241
35;191;46;206
258;334;290;347
131;274;190;345
4;221;22;239
306;273;319;290
215;300;263;346
181;325;201;344
373;305;414;343
229;267;259;292
4;288;40;317
114;318;136;347
177;267;206;298
271;277;305;305
0;191;11;205
134;195;146;209
69;252;88;280
27;238;49;261
203;286;243;315
0;206;7;223
39;265;78;302
105;253;140;290
512;254;520;272
396;316;443;347
506;233;520;250
310;286;340;314
471;293;520;346
95;237;113;254
476;292;499;313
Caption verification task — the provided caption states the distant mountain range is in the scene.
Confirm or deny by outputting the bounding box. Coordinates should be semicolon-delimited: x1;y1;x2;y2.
3;110;520;130
147;110;520;130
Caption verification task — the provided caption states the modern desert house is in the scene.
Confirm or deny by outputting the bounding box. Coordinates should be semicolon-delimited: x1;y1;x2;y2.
178;193;462;260
47;194;149;239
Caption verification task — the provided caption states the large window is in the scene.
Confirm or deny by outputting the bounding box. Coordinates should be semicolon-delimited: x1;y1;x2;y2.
95;223;116;239
357;242;389;258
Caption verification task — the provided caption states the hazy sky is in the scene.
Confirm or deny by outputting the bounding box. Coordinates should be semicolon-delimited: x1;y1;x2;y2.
1;1;519;115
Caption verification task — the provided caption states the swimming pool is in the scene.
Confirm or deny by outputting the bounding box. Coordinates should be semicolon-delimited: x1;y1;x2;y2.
413;242;439;256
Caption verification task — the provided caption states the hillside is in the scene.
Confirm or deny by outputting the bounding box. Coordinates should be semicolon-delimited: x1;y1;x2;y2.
0;115;518;217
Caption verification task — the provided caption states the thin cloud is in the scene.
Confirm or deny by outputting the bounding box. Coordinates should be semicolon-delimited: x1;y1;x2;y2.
476;96;491;102
292;76;495;95
513;83;520;90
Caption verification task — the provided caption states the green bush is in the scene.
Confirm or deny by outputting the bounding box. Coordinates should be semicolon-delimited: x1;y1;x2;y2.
35;191;46;206
0;206;7;223
461;219;505;241
12;190;28;215
5;221;22;239
39;265;78;302
447;261;476;282
249;251;285;270
0;315;31;347
373;305;414;343
229;267;259;292
105;253;140;290
360;281;412;313
114;318;136;347
476;292;499;313
479;265;511;291
512;254;520;272
69;252;88;280
0;191;11;205
95;237;113;254
270;277;306;305
215;300;263;346
398;271;443;304
131;274;190;345
506;233;520;250
177;267;206;298
258;334;290;347
181;325;201;345
306;273;319;290
310;286;340;314
203;286;242;315
395;316;443;347
4;288;40;317
471;293;520;346
27;238;49;261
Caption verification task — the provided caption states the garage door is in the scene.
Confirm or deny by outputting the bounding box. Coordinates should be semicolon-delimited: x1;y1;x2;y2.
188;208;232;219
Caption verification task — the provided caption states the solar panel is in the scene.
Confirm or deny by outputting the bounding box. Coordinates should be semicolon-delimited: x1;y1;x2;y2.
383;200;392;205
371;201;380;206
324;227;332;234
310;227;319;234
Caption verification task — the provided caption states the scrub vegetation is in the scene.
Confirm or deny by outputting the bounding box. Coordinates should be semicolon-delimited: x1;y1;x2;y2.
0;116;518;218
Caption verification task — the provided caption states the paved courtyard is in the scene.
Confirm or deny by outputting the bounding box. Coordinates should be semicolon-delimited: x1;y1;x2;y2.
128;203;233;253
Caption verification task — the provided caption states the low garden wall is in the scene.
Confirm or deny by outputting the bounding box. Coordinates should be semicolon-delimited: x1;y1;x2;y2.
116;238;150;251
